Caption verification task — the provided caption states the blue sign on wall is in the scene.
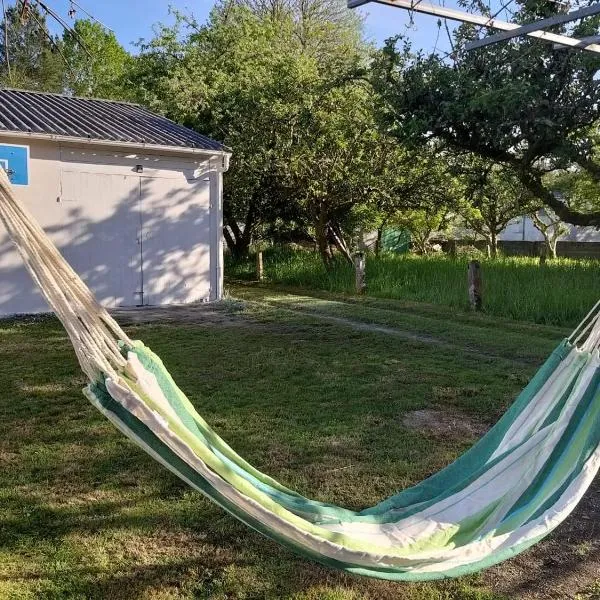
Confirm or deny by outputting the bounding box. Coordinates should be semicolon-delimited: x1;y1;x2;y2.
0;144;29;185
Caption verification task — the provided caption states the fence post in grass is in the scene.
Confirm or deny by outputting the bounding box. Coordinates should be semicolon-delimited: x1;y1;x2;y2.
354;251;366;294
468;260;482;311
256;250;264;282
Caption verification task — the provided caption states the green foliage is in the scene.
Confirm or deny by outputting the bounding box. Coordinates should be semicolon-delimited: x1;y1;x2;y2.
546;169;600;212
371;0;600;226
0;5;64;92
62;20;131;99
1;0;582;268
392;207;451;255
368;148;461;256
0;6;130;99
131;6;316;255
129;2;416;264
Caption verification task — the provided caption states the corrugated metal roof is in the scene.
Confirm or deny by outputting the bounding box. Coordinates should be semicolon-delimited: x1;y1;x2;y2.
0;88;226;152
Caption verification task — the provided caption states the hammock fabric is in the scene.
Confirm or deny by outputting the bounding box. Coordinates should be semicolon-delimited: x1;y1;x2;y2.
1;168;599;582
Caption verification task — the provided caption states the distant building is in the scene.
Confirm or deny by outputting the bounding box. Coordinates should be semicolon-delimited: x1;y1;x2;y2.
500;215;600;244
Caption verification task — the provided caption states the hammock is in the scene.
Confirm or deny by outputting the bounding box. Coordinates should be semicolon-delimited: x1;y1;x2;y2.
1;168;599;582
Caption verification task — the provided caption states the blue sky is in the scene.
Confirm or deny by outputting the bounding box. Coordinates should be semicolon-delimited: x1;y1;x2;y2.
38;0;451;54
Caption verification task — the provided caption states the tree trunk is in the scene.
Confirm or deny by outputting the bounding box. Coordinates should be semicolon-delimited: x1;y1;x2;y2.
520;171;600;227
223;211;253;260
222;197;259;260
417;239;428;255
489;231;498;258
329;222;353;266
228;232;252;260
315;206;333;269
375;226;384;257
448;239;458;258
539;242;548;265
223;226;236;253
549;237;558;260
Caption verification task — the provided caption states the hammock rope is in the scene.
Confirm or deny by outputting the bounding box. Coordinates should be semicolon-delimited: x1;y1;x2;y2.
0;168;129;381
1;167;599;582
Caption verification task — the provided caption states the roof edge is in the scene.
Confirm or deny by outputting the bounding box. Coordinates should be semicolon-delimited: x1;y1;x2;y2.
0;130;231;158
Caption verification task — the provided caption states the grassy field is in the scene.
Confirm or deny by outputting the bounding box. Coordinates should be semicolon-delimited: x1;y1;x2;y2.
226;248;600;327
1;285;598;599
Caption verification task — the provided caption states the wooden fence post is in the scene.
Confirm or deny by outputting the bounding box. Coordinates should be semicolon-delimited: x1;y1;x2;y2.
256;251;264;282
354;252;366;294
468;260;482;311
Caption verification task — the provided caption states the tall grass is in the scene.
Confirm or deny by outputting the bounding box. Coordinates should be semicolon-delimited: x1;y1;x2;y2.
226;247;600;327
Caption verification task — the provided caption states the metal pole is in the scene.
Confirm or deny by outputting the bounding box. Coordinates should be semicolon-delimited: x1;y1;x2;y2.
347;0;600;54
465;2;600;51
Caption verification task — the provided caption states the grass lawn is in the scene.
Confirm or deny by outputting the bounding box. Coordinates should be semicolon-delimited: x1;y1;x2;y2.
227;248;600;327
0;284;598;599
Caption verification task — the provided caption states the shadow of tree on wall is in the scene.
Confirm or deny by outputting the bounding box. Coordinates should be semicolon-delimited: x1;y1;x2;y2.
0;163;214;315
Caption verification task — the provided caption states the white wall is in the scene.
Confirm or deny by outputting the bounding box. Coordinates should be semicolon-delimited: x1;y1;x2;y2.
0;136;224;315
499;215;600;243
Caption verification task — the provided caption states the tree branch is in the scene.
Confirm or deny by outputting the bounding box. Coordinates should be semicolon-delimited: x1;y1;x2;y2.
520;171;600;227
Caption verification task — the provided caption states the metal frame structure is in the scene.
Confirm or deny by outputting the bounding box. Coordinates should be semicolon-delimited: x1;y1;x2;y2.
347;0;600;54
465;3;600;51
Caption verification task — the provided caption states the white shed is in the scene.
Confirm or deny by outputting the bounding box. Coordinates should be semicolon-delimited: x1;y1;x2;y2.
0;89;231;316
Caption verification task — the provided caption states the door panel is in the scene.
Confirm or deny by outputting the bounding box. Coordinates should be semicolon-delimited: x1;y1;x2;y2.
59;170;142;307
141;175;211;305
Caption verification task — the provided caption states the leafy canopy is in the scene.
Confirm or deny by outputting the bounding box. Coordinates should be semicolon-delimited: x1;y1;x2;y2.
371;0;600;226
0;5;64;92
62;20;131;99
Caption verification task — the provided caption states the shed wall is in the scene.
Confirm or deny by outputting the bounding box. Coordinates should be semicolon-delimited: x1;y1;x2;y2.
0;137;223;315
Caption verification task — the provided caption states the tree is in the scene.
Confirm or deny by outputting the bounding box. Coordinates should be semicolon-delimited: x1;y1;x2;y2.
392;207;452;255
130;2;381;264
533;167;599;258
289;81;409;266
546;168;600;213
458;164;539;257
530;208;569;260
371;0;600;226
62;20;131;99
372;149;461;254
233;0;363;61
130;7;305;258
0;5;65;91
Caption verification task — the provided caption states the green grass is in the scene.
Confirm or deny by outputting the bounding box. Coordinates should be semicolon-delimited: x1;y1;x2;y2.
227;248;600;327
0;293;595;599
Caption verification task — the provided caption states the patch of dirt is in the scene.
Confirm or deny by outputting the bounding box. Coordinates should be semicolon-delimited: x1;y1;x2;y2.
0;448;20;467
402;408;489;439
484;480;600;600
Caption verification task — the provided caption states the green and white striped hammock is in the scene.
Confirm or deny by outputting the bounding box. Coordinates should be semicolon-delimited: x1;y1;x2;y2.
1;168;599;582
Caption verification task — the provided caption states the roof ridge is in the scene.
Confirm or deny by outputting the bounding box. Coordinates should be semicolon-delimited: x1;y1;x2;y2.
0;87;144;108
0;87;227;153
